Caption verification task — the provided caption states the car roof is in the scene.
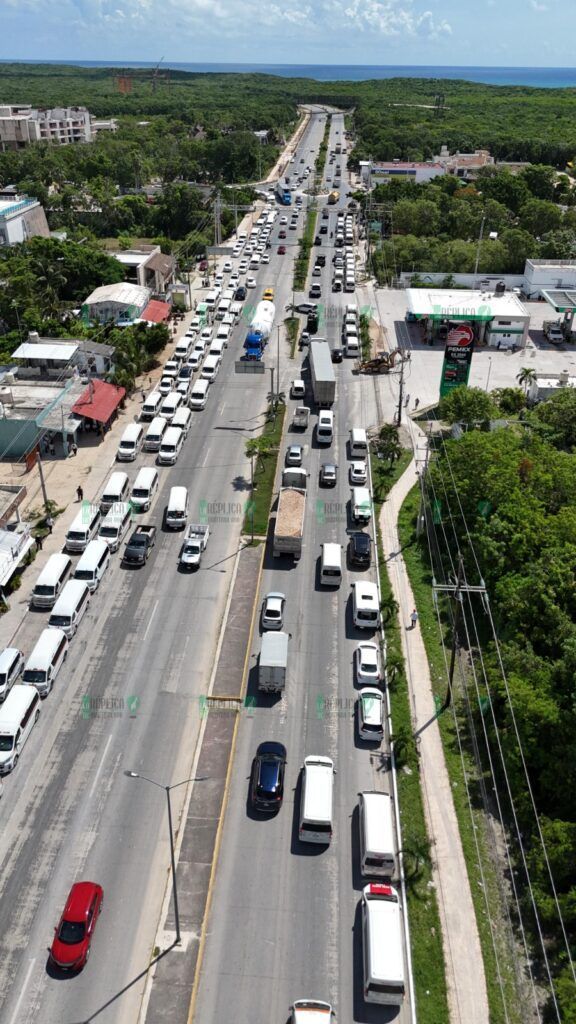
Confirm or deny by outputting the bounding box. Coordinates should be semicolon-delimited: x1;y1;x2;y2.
63;881;101;920
266;591;285;602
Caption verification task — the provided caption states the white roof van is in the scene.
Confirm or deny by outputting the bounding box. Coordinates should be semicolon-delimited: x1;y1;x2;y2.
30;553;72;608
48;580;91;637
116;423;143;461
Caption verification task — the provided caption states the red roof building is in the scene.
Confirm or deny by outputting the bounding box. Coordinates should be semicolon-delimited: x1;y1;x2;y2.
141;299;171;324
71;379;126;425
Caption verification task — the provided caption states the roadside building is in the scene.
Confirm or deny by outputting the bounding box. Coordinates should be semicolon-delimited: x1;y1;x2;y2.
71;379;125;433
12;333;115;378
359;159;445;188
0;104;92;149
91;119;118;134
523;259;576;299
405;287;530;349
434;146;494;179
112;245;175;293
81;282;151;325
528;369;576;404
0;373;86;459
0;188;50;245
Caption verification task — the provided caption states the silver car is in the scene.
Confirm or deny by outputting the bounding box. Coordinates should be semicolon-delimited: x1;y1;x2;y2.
262;592;286;630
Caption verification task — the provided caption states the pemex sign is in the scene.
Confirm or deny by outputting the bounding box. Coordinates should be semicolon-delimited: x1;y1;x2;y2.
439;324;475;397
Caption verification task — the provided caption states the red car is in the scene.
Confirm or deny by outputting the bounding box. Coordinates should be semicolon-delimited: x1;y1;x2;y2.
49;881;103;971
278;245;287;255
279;230;287;238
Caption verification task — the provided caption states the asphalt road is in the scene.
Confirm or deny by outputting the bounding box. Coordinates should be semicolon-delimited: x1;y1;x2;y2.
0;147;312;1021
193;114;413;1023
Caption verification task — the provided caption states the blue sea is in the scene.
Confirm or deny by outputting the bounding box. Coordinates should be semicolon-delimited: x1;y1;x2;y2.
8;60;576;88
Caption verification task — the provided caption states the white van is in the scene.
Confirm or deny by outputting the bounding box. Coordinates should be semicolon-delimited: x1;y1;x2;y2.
216;324;231;345
345;277;356;293
215;298;231;321
362;883;405;1005
65;504;102;553
160;392;183;422
116;423;143;461
201;354;221;381
317;410;334;445
320;543;342;587
352;581;381;631
144;415;167;451
98;502;132;551
350;427;368;458
205;288;219;311
351;486;372;524
31;553;72;608
345;335;359;356
48;580;90;637
190;378;210;410
22;628;68;696
130;467;159;512
166;486;188;530
0;647;24;703
229;302;243;321
172;406;192;438
100;471;130;513
175;337;193;362
209;338;225;360
299;755;335;845
74;539;110;592
158;426;184;465
0;685;41;773
140;391;163;422
359;791;396;878
249;254;261;269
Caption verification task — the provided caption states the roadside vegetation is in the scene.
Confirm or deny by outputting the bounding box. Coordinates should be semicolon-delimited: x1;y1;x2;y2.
243;403;285;538
293;206;318;292
369;434;449;1024
397;387;576;1023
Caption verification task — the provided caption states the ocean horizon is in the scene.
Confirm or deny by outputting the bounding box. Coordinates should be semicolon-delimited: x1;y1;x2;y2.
4;60;576;88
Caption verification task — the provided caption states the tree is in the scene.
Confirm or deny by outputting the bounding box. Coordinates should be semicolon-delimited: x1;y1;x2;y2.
532;389;576;450
492;387;526;415
519;198;562;237
438;386;496;426
500;228;538;272
373;423;402;465
516;366;537;394
520;164;557;201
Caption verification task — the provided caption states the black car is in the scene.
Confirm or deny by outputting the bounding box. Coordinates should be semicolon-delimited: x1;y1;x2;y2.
319;225;328;235
178;365;194;379
316;254;326;267
250;742;287;812
235;286;247;301
331;347;343;363
314;236;322;246
320;463;337;487
348;531;371;568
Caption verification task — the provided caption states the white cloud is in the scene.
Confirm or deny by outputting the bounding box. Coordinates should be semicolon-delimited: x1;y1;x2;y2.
530;0;548;9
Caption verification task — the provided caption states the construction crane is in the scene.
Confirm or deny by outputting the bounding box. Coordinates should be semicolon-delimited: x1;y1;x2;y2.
151;57;170;92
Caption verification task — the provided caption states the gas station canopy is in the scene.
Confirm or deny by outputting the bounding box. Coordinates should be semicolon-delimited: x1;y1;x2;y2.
540;289;576;313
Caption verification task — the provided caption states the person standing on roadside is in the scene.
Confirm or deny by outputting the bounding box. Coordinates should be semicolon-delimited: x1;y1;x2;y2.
76;485;83;503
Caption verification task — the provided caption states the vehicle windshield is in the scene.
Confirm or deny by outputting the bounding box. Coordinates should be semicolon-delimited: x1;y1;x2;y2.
99;527;118;537
58;919;86;945
33;585;53;595
131;489;148;498
0;736;14;751
49;615;70;626
23;669;45;683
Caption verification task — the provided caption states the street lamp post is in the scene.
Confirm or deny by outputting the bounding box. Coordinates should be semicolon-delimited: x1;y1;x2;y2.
485;356;493;393
124;770;207;945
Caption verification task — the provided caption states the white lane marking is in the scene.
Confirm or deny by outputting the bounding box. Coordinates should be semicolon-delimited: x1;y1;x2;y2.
8;958;36;1024
89;733;113;800
143;600;159;641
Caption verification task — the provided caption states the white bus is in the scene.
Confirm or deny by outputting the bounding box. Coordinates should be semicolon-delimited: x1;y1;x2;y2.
361;883;405;1005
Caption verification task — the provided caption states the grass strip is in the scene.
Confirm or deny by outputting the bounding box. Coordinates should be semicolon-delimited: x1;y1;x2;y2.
285;316;299;359
243;406;286;537
397;485;524;1024
371;452;450;1024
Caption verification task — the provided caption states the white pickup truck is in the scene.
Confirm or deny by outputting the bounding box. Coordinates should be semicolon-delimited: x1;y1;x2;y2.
179;524;210;570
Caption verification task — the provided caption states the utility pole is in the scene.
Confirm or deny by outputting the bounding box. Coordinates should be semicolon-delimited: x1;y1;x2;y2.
416;425;432;538
395;351;405;426
269;366;275;413
277;325;281;401
473;211;486;288
433;554;487;712
36;452;49;511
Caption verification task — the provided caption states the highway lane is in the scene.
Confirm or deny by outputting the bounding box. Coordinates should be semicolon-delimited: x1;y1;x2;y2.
194;114;413;1023
0;192;302;1021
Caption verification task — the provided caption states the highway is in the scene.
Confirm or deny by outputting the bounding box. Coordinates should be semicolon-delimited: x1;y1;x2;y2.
0;117;324;1024
193;112;413;1023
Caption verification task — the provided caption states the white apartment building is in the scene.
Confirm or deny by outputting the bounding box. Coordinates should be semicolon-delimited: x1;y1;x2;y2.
0;190;49;245
0;105;92;149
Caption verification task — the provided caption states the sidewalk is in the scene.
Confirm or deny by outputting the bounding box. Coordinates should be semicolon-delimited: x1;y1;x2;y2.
0;308;199;650
379;431;489;1024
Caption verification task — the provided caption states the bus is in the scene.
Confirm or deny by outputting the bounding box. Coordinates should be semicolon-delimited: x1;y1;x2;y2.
328;191;340;205
276;180;292;206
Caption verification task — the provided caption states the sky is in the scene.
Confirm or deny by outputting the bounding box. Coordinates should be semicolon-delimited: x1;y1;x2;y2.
1;0;576;66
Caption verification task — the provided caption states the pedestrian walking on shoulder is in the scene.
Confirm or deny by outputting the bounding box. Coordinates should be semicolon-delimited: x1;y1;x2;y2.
76;485;83;503
404;393;411;409
410;608;418;630
35;534;43;552
70;442;78;457
414;397;420;410
46;515;54;534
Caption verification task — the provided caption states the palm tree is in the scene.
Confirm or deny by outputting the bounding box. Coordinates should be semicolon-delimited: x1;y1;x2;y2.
245;436;273;475
399;837;433;890
380;592;399;623
516;366;537;395
373;423;402;466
